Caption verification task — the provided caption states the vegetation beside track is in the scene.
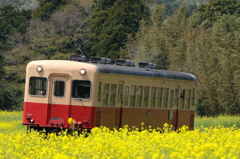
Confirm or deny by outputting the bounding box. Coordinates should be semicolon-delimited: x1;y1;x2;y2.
1;111;240;159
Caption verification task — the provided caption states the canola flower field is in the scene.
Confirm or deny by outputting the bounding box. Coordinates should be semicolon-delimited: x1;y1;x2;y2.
1;112;240;159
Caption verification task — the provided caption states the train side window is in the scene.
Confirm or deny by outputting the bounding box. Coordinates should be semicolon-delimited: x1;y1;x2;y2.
143;86;149;107
110;84;117;106
72;80;91;99
136;86;143;107
185;89;191;109
102;83;109;106
163;88;169;108
150;87;156;108
169;89;174;108
156;87;162;108
179;89;185;109
54;81;65;97
130;85;136;107
29;77;47;96
124;86;129;106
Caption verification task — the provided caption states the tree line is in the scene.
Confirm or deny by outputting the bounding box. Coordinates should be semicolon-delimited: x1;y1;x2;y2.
0;0;239;117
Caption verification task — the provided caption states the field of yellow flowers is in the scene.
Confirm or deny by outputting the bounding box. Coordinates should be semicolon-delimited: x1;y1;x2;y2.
1;111;240;159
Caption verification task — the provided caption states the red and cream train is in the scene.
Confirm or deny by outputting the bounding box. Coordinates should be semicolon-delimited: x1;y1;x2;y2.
22;55;197;133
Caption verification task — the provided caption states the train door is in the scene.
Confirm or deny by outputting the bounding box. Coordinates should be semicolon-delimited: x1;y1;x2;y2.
47;74;71;127
116;81;124;129
174;85;180;130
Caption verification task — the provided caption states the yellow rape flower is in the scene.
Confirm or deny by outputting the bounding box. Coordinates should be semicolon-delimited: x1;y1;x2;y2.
68;117;75;125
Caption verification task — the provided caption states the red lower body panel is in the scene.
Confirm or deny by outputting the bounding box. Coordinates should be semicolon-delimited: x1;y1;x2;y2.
22;102;95;130
22;102;194;131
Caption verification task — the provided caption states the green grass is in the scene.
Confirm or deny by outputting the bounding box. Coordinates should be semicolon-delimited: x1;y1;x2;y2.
194;115;240;129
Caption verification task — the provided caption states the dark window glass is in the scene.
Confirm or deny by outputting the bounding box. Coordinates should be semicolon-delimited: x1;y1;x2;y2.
110;84;117;106
150;87;156;108
72;80;91;99
185;89;191;109
179;89;185;109
163;88;169;108
169;89;174;108
102;83;109;106
124;86;129;106
143;86;149;107
29;77;47;96
54;81;65;97
136;86;143;107
130;85;136;107
156;87;162;108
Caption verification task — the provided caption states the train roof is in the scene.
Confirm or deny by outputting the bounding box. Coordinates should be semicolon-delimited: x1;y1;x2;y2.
92;63;197;82
27;60;197;82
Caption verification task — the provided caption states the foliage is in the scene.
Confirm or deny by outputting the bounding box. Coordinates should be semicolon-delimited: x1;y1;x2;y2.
31;0;70;20
191;14;240;116
0;5;32;110
1;0;240;115
1;112;240;158
0;4;32;50
192;0;240;27
195;115;240;129
145;0;208;16
123;3;190;70
123;3;167;68
124;0;240;116
89;0;150;60
0;0;90;110
0;0;39;9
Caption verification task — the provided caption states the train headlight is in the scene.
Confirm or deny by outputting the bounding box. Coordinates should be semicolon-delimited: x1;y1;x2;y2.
36;65;43;72
79;68;86;75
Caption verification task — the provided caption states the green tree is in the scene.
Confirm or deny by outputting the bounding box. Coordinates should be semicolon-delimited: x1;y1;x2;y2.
0;4;31;110
91;0;115;10
163;2;191;71
89;0;150;60
32;0;69;20
27;0;90;59
87;0;117;57
124;3;191;70
0;4;31;50
123;3;166;68
0;0;39;9
0;0;89;110
188;0;240;116
210;15;240;115
190;15;240;116
191;0;240;27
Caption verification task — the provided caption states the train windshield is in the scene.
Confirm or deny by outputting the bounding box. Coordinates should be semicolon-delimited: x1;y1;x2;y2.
72;80;91;99
29;77;47;96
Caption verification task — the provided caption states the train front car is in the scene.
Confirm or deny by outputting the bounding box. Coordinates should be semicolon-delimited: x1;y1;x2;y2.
22;58;98;133
22;56;197;133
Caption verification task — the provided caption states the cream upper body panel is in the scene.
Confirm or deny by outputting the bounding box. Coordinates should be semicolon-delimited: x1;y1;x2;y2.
24;60;99;105
25;60;99;79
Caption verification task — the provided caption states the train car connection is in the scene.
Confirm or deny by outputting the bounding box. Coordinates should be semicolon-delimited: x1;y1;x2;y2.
22;55;197;133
